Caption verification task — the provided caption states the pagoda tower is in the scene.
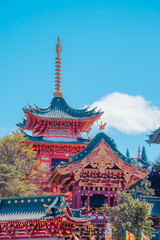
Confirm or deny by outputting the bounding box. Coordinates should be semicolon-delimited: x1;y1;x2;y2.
17;36;103;175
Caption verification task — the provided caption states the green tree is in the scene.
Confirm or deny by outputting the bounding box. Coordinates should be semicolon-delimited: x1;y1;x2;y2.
0;131;53;198
126;148;130;158
127;178;155;197
141;146;148;162
102;191;154;240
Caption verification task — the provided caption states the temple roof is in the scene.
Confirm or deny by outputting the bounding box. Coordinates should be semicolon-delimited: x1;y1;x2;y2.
146;127;160;144
55;132;147;170
49;133;148;188
0;194;91;222
137;196;160;217
22;131;90;145
21;97;102;121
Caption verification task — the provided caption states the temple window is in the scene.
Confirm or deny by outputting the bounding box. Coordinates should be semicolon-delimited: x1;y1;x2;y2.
90;194;105;207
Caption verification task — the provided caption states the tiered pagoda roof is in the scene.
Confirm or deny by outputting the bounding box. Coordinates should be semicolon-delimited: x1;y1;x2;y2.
49;132;148;188
0;194;92;239
17;97;102;135
17;36;103;138
22;131;90;145
146;127;160;144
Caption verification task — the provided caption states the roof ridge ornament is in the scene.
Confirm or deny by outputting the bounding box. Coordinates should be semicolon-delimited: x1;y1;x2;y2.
54;36;63;97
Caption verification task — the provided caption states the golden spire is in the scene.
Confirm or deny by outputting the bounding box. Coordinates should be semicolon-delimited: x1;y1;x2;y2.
54;36;63;97
138;145;141;158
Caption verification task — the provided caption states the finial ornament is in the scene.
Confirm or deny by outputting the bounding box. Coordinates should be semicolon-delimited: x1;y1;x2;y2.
54;36;63;97
56;36;62;58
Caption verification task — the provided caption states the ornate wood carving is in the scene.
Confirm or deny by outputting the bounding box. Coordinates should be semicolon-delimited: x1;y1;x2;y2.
74;170;81;181
90;153;114;172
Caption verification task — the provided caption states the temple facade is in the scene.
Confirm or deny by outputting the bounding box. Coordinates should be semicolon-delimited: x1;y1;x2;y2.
49;132;148;239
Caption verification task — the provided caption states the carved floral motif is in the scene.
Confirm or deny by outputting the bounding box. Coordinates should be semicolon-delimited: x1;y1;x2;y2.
90;153;114;172
124;172;131;183
74;170;81;181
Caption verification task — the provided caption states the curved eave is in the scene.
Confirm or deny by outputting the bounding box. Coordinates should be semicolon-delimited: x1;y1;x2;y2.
66;213;92;224
49;134;148;185
19;109;103;133
146;127;160;144
24;97;103;119
23;131;90;146
65;133;136;167
24;138;88;146
23;108;103;121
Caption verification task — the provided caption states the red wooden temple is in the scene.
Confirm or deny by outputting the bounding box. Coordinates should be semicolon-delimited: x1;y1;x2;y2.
13;37;150;239
0;194;92;239
17;36;103;181
49;132;149;239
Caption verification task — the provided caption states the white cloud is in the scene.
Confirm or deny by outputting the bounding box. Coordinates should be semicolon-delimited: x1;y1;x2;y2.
90;92;160;135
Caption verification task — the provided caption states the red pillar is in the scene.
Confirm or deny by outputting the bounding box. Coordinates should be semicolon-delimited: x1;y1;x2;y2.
56;185;60;194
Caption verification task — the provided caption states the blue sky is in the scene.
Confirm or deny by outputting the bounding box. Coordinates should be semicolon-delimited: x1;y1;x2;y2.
0;0;160;161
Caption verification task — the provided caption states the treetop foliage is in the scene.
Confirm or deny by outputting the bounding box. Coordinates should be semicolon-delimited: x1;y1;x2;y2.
141;146;148;162
126;148;130;158
0;131;54;198
127;178;155;197
102;191;154;240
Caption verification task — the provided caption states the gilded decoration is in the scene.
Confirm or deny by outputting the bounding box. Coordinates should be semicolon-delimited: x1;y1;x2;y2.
90;153;114;172
56;140;148;183
124;172;131;183
74;170;81;181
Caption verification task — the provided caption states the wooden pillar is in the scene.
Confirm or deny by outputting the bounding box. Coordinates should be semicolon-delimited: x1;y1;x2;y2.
113;195;115;207
87;193;90;211
72;195;76;209
76;189;81;209
107;194;110;206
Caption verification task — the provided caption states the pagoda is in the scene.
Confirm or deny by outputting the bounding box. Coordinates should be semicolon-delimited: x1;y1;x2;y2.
17;36;103;175
49;132;149;239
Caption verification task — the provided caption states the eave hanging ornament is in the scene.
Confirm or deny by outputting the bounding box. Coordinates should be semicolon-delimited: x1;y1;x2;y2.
97;121;107;132
54;36;63;97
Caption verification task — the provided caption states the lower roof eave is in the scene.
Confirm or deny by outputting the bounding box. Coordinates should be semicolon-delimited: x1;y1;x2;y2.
66;214;92;224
